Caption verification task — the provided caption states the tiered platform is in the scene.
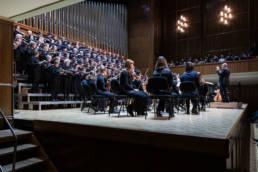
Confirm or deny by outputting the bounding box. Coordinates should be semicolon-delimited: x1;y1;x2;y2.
14;105;251;172
15;81;83;110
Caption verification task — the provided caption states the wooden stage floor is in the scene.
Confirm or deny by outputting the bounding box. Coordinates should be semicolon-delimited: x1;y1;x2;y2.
14;106;246;140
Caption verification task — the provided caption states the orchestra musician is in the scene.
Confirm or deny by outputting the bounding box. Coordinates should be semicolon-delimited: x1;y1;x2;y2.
180;62;200;114
132;69;144;91
96;65;118;113
216;63;230;102
153;56;176;117
120;59;151;116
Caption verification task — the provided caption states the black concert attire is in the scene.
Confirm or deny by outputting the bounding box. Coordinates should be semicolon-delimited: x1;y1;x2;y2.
199;83;208;110
62;65;72;100
153;67;175;115
73;71;83;100
39;50;48;61
216;68;230;102
14;45;27;73
180;70;200;113
132;79;143;91
30;56;41;93
50;65;61;100
40;61;52;93
96;74;117;112
81;79;90;100
120;69;150;115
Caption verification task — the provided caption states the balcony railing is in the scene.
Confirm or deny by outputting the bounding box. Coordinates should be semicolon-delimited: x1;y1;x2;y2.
170;58;258;75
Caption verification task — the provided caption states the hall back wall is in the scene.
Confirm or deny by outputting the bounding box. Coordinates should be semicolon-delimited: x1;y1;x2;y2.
161;0;251;61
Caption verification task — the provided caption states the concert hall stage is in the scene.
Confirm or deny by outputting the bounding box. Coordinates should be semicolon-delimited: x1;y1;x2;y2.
14;106;250;172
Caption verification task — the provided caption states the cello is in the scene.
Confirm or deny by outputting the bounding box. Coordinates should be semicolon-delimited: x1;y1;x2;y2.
214;89;222;102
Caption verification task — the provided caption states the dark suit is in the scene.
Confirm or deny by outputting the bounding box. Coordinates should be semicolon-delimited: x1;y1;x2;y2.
50;65;61;100
40;50;48;61
217;68;230;102
96;74;117;112
62;66;72;98
120;70;150;115
180;70;200;113
30;56;41;92
81;79;90;100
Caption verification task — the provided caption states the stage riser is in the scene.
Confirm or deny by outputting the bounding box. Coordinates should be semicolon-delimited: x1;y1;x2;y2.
13;116;249;172
35;131;227;172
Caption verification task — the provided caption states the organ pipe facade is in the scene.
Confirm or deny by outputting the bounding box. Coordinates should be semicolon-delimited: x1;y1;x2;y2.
18;0;128;56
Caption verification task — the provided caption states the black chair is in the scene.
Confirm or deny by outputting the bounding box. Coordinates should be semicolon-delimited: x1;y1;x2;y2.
179;81;199;114
80;84;92;112
110;79;129;117
86;81;109;114
146;76;174;119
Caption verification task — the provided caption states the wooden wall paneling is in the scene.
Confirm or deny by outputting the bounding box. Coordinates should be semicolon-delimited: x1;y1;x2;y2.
128;0;157;72
0;17;13;116
161;0;252;60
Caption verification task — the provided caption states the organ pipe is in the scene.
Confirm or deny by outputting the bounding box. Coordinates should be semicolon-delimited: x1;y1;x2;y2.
18;0;128;56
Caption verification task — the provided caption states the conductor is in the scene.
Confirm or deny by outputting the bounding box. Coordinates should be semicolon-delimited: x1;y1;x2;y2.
216;63;230;102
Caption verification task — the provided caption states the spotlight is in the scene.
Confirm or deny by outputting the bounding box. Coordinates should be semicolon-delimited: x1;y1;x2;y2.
220;11;224;16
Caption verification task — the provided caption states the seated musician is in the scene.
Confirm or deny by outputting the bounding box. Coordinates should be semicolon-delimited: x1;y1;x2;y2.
96;65;117;113
180;62;200;114
132;69;143;91
120;59;150;116
80;72;90;100
153;56;175;117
